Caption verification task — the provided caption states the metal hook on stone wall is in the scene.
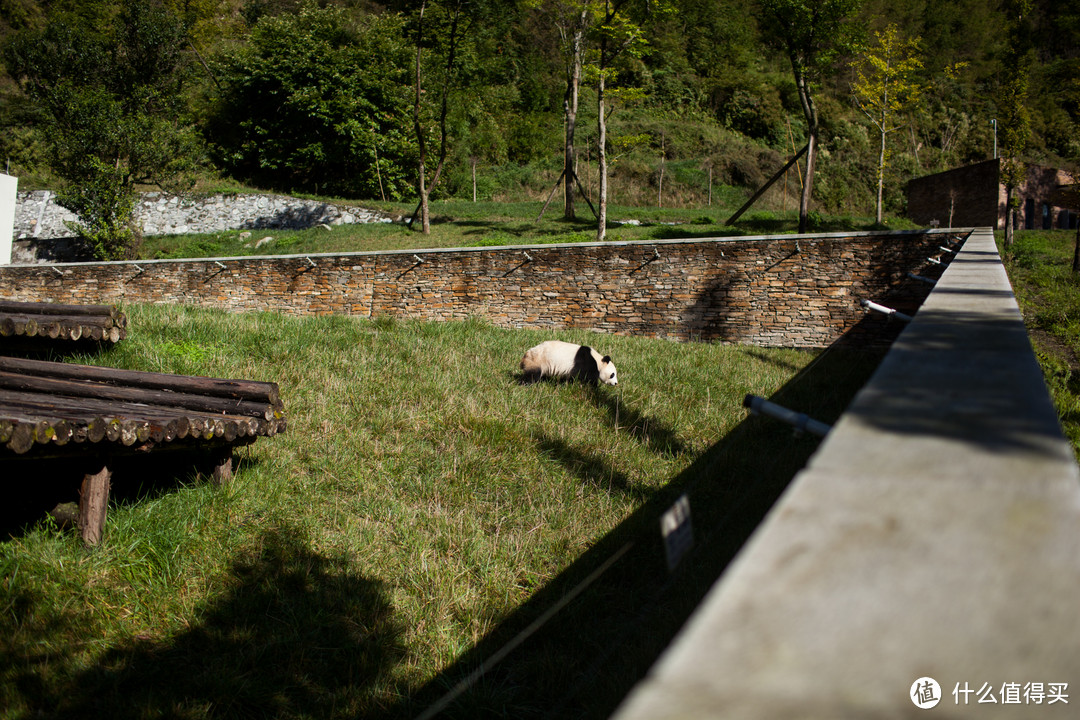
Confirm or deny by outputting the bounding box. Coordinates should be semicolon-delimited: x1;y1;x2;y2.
632;247;662;273
743;394;831;438
861;298;913;323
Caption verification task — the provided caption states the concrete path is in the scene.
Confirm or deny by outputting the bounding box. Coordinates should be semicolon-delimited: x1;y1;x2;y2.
613;228;1080;718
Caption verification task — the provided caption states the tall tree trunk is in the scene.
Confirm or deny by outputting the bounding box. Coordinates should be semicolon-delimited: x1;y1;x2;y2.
597;41;608;241
876;126;886;223
413;1;430;234
794;70;818;234
1073;220;1080;274
564;17;585;220
1004;184;1016;250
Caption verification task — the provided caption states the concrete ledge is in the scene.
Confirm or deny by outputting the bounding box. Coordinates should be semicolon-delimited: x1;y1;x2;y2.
613;228;1080;718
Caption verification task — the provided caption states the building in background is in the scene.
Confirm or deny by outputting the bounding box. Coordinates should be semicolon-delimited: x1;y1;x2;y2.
905;159;1076;230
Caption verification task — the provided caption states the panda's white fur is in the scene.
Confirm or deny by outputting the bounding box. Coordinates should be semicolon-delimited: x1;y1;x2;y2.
520;340;618;386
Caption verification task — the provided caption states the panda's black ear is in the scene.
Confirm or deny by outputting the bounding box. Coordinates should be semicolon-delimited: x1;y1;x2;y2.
602;355;611;364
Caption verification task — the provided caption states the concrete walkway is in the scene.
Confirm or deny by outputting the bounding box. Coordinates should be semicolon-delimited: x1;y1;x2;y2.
613;228;1080;718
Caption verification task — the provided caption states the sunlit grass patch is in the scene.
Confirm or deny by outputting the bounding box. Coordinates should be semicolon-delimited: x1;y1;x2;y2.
1;303;852;718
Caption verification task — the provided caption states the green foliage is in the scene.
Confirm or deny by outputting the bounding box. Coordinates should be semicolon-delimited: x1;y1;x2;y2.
209;3;414;200
3;0;201;259
56;157;140;260
2;0;1078;220
851;24;924;222
758;0;865;81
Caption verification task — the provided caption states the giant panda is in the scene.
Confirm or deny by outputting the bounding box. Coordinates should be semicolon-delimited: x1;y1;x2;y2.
520;340;618;386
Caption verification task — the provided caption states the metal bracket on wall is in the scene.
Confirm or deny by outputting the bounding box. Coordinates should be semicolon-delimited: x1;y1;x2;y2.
907;273;936;285
861;298;913;323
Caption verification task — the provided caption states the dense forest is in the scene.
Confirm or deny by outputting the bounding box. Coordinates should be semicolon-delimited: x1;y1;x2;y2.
0;0;1077;248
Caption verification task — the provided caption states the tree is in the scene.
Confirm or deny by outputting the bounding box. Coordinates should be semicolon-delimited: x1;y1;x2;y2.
210;3;413;201
528;0;600;222
408;0;468;234
592;0;658;241
758;0;863;233
851;24;923;224
998;0;1034;251
4;0;200;259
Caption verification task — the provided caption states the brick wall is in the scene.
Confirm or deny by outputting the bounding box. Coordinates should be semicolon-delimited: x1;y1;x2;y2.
0;230;963;348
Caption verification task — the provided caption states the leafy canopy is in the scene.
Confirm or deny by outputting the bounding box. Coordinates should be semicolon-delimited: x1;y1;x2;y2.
209;2;414;200
3;0;200;259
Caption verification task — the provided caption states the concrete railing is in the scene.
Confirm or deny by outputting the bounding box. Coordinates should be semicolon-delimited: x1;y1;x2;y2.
613;227;1080;718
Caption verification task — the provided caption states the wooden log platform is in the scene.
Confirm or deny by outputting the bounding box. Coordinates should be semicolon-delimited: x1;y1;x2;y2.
0;356;287;546
0;356;286;457
0;299;127;348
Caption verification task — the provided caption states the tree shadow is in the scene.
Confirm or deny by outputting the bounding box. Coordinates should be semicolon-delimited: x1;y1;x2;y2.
679;230;957;344
587;386;687;457
534;433;645;500
8;525;404;719
395;346;888;719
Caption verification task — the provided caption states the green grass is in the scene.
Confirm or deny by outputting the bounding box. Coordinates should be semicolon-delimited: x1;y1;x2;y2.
0;303;885;718
1001;228;1080;452
136;198;917;260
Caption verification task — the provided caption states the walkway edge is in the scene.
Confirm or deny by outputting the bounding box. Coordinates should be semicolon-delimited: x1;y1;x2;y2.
612;228;1080;718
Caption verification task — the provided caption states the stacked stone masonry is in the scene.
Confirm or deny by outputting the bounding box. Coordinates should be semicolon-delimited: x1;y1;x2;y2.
0;230;962;348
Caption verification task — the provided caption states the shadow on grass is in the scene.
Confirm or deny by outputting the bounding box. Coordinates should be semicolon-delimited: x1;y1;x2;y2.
0;450;261;541
534;433;644;500
395;345;889;720
589;386;687;457
6;525;403;720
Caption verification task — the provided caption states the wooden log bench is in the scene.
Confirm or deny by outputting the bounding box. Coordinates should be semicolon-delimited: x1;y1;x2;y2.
0;299;127;350
0;356;286;546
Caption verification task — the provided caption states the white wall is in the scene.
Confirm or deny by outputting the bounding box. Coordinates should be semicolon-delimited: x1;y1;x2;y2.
0;174;17;264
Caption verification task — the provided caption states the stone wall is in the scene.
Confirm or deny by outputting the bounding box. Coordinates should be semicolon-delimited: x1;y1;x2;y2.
0;229;962;348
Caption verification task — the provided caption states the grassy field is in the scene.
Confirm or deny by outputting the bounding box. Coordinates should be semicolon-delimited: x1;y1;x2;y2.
4;224;1068;720
136;198;917;260
0;303;885;719
1001;228;1080;451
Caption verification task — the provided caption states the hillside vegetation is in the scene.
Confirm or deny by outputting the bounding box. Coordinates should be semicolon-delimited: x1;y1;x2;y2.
1;0;1076;234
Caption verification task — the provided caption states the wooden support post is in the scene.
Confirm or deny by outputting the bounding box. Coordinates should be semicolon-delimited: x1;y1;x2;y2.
212;450;234;485
78;464;111;547
726;144;809;226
